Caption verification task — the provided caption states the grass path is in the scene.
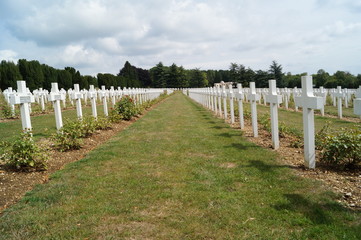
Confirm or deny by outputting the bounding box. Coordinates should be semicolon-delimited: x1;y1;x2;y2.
0;93;360;239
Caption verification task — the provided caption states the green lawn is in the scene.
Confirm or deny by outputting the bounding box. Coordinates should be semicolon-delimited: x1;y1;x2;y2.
0;92;359;239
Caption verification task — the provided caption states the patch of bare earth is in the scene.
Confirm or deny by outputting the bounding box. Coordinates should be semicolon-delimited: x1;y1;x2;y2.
0;102;163;214
227;117;361;210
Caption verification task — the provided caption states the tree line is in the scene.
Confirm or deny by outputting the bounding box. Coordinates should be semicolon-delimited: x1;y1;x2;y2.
1;59;360;91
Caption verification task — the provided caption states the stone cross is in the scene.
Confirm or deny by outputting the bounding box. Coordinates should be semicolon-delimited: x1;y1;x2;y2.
227;83;235;123
48;82;65;130
317;87;327;116
353;86;361;117
60;88;67;108
283;88;290;110
110;86;116;108
334;86;344;119
88;85;98;118
215;84;222;117
221;83;228;120
248;82;260;137
100;85;108;117
38;88;46;111
9;81;35;132
265;80;283;149
5;87;16;116
212;87;218;114
71;84;83;119
294;76;323;169
293;87;299;111
235;84;245;129
68;89;74;106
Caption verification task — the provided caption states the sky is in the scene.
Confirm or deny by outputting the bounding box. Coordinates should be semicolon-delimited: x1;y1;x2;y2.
0;0;360;76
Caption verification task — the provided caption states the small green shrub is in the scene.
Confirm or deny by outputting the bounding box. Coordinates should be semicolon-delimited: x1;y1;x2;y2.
52;130;82;152
318;127;361;167
259;113;271;132
108;109;123;123
243;108;251;120
1;104;15;119
52;118;87;152
94;116;112;130
0;132;48;171
114;96;138;120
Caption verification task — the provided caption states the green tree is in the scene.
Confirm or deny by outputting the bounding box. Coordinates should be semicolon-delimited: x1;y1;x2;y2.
333;71;356;88
269;60;284;87
313;69;330;87
189;68;208;87
57;70;72;89
0;60;22;90
150;62;166;88
18;59;45;90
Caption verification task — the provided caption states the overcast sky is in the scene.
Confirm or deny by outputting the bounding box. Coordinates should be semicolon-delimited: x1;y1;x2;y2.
0;0;360;76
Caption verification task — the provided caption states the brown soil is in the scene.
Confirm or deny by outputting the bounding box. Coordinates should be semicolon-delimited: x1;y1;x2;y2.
227;117;361;210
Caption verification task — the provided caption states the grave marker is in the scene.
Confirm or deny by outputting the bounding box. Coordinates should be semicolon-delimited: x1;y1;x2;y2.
294;76;323;169
48;82;65;130
248;82;260;137
88;85;98;118
236;84;245;129
72;84;83;119
9;81;35;131
228;83;235;123
222;83;228;120
100;85;109;116
334;86;344;119
354;86;361;117
265;80;283;149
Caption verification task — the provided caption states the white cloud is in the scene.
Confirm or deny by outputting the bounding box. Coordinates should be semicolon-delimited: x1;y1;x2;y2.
0;49;18;62
0;0;360;76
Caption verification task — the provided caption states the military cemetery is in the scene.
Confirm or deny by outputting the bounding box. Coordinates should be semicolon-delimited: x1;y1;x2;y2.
1;1;361;239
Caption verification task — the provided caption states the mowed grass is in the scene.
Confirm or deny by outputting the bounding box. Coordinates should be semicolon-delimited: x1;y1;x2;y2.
0;92;360;239
0;102;111;142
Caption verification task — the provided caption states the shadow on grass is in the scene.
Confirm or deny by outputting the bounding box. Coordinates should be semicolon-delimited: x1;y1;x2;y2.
211;125;229;130
238;160;296;177
217;132;243;138
225;143;261;151
273;193;355;225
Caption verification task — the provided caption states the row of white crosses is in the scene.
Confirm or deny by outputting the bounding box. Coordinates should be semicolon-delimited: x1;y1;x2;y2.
8;80;168;132
186;76;340;169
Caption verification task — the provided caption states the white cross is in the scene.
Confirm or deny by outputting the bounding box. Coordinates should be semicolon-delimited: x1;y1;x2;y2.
353;86;361;117
334;86;344;119
5;87;16;116
48;82;65;130
316;87;327;116
9;81;35;132
221;83;228;120
235;84;245;129
110;86;116;107
294;76;323;169
60;88;67;108
88;85;98;118
215;84;223;117
38;88;46;111
99;85;108;117
72;84;83;119
248;82;260;137
227;83;235;123
265;80;283;149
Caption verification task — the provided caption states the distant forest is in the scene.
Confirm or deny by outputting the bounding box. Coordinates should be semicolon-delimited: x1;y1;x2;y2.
0;59;360;91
